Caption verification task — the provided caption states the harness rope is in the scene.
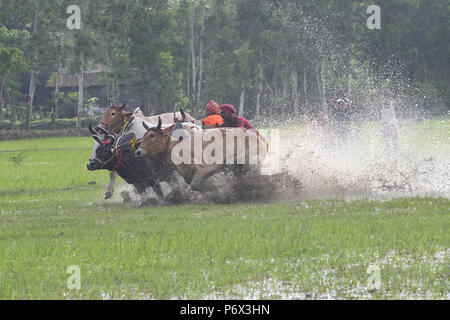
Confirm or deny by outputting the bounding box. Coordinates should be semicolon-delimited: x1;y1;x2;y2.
94;132;140;170
111;131;158;188
119;116;134;135
112;149;123;171
98;117;136;170
93;153;116;168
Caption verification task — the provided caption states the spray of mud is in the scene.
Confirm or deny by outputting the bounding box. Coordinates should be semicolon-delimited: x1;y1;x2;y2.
124;119;449;206
276;123;450;200
119;3;449;205
216;121;449;202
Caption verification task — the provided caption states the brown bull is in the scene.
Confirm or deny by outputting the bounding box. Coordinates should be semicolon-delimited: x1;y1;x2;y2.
99;102;196;133
135;118;267;192
95;102;195;199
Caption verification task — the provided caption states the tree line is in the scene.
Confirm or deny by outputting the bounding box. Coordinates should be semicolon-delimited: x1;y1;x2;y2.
0;0;448;131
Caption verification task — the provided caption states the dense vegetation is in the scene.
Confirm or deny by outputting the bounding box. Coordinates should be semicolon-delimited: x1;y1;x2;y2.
0;0;448;131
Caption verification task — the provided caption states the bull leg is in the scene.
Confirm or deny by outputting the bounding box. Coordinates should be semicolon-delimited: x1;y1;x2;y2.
168;171;190;201
190;166;221;192
155;171;191;203
153;182;164;199
105;171;118;199
138;186;160;206
120;190;132;203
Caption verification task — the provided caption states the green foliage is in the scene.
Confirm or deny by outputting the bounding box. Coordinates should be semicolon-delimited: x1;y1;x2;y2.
0;0;448;124
59;92;79;118
0;26;28;80
87;96;98;107
0;27;29;74
9;152;26;166
0;116;97;131
233;41;252;82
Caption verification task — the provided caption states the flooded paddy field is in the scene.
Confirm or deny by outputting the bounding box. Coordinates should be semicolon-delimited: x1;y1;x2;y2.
0;119;448;299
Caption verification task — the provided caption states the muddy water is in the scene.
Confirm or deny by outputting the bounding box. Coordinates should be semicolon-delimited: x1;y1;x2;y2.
118;120;449;204
277;123;450;200
198;121;449;202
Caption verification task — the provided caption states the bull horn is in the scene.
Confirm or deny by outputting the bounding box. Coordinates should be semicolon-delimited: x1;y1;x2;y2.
89;123;97;136
157;116;162;129
180;107;186;120
142;121;151;131
93;135;103;145
121;101;126;109
95;126;109;135
108;99;111;106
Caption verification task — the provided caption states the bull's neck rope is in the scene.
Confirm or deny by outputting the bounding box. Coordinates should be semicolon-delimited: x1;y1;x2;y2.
114;134;139;151
112;134;142;180
111;134;140;170
95;134;139;170
93;153;116;169
119;116;135;135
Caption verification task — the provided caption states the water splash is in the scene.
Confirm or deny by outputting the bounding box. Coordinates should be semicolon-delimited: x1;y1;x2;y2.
276;120;450;200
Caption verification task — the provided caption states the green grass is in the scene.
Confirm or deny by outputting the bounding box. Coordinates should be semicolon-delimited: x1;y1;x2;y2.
0;120;449;299
0;136;94;152
0;137;109;195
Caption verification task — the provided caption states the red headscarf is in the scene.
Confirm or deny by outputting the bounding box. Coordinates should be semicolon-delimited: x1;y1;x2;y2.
220;104;236;114
206;100;220;114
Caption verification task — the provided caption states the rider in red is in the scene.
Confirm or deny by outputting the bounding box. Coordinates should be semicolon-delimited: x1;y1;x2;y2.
219;104;254;129
202;100;224;128
219;104;266;144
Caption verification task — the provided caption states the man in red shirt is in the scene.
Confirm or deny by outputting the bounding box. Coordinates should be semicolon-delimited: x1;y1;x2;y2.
219;104;267;145
219;104;254;129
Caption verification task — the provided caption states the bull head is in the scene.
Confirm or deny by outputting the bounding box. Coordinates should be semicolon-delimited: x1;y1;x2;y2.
89;123;104;145
136;117;165;158
89;123;97;135
89;122;115;144
142;117;162;132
